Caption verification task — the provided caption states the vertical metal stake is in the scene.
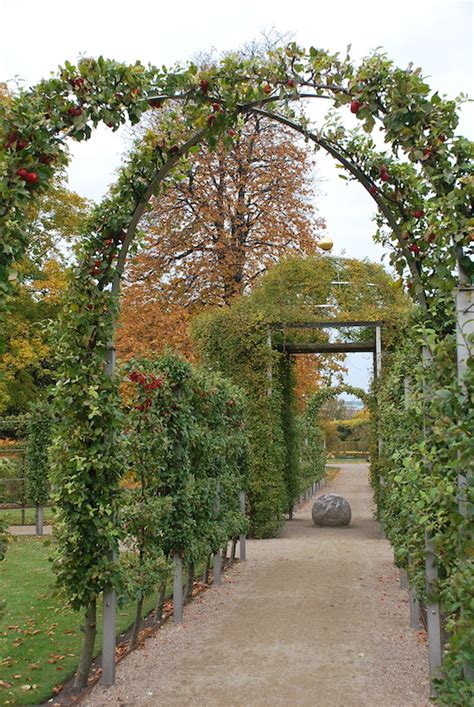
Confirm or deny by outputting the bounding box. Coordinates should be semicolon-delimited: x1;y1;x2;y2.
239;490;246;561
101;342;117;687
400;569;408;590
101;589;116;685
409;587;421;629
35;505;44;536
425;532;443;694
173;554;183;623
213;551;222;585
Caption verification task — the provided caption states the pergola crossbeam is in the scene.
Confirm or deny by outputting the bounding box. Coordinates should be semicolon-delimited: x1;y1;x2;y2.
274;342;375;354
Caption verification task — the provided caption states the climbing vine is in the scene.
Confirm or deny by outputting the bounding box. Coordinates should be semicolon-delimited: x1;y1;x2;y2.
1;43;472;694
373;323;473;703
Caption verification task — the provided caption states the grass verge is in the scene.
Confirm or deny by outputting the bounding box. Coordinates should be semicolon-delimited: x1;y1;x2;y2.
0;538;160;705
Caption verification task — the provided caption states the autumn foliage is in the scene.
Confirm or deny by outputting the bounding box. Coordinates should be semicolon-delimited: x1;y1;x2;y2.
117;114;325;359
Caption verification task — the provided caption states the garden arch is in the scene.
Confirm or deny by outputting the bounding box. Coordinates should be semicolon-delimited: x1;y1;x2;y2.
1;45;472;691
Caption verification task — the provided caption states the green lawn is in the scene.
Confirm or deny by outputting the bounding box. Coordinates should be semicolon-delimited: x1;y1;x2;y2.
0;538;159;705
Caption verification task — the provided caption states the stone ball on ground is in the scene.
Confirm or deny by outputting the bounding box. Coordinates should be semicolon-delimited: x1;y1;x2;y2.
312;494;352;527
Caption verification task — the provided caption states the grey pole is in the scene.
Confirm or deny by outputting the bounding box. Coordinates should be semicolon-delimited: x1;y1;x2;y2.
455;285;474;682
101;343;117;687
267;327;273;397
399;569;408;590
239;490;246;561
213;479;222;585
173;554;183;623
35;504;44;536
455;286;473;517
425;532;443;694
409;586;421;629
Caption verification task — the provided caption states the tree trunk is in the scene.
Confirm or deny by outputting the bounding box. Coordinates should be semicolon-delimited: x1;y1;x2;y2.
73;599;97;691
185;562;195;600
230;538;237;561
130;595;144;650
155;581;166;623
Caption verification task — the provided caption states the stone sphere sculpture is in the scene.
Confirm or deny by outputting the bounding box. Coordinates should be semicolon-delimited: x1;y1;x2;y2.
312;494;352;527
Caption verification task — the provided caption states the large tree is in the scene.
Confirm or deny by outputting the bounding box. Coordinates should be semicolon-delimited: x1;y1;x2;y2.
117;112;325;357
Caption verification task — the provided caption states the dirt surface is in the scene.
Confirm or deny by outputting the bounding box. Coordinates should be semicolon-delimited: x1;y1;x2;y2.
82;464;431;707
8;524;52;535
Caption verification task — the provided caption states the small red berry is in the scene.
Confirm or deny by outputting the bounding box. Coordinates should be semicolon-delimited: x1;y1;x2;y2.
25;171;38;184
263;84;272;95
412;209;424;219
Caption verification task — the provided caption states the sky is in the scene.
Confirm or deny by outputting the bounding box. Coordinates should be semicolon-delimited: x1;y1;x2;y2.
1;0;472;393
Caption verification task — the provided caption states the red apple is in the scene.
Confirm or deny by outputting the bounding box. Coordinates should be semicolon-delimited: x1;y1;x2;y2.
413;209;424;219
199;79;209;94
39;154;54;164
350;99;361;114
16;168;28;179
25;172;38;184
409;243;421;255
263;84;272;95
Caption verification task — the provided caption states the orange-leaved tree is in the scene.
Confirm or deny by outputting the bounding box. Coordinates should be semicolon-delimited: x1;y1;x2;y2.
117;112;325;358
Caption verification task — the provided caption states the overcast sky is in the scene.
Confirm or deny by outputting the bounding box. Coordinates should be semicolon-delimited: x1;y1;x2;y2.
1;0;472;392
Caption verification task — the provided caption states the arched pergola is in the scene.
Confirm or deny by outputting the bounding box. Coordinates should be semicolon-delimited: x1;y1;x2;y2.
1;44;472;690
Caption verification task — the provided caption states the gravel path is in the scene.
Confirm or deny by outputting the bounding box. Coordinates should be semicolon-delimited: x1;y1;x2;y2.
82;463;431;707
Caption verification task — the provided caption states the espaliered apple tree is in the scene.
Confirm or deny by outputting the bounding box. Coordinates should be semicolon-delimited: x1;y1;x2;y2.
0;45;471;692
121;353;248;647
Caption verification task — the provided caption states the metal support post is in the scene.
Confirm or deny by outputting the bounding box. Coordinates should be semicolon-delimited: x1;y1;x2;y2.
213;479;222;584
35;505;44;536
400;569;408;590
101;343;117;686
173;554;183;623
409;586;421;629
267;327;273;397
425;532;443;693
239;490;246;561
455;286;474;682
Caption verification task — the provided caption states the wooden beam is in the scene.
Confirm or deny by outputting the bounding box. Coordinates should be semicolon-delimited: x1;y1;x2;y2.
270;320;382;330
274;342;375;354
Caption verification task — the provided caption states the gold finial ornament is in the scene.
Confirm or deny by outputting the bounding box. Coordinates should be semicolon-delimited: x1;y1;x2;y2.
318;236;334;251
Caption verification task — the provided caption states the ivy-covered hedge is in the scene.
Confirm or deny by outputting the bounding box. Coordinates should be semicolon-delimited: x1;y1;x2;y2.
192;300;331;536
372;325;473;705
26;401;53;505
193;304;287;538
0;405;52;506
